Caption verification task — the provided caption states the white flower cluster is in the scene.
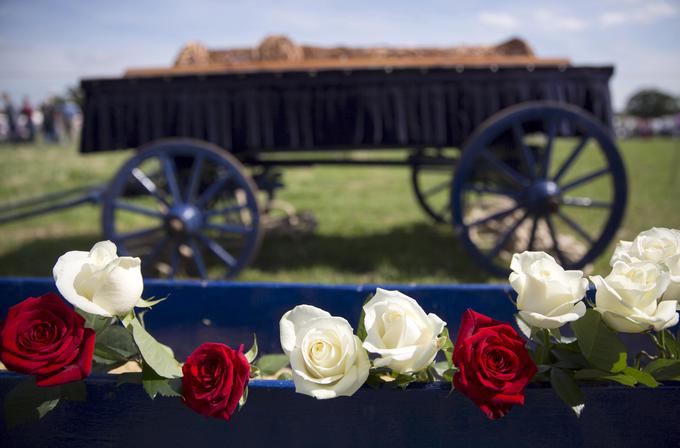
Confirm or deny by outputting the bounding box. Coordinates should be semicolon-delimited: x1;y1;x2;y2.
510;227;680;334
280;288;446;399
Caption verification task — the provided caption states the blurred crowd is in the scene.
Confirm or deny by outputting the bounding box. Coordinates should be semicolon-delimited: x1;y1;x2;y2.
614;114;680;139
0;92;81;145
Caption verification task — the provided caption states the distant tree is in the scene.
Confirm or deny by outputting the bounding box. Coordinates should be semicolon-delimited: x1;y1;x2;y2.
625;89;679;119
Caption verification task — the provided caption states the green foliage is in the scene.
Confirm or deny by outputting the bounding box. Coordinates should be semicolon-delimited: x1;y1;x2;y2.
91;324;141;373
255;354;290;376
621;367;659;387
571;310;627;373
135;296;168;309
239;386;249;408
644;359;680;381
551;342;589;370
625;89;679;118
141;362;182;399
573;369;638;386
356;293;373;342
96;325;138;359
244;334;258;364
550;368;585;417
127;315;182;379
76;309;111;334
650;329;680;359
438;326;454;367
3;378;86;428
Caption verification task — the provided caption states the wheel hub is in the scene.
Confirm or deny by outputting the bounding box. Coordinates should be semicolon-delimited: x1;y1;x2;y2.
524;180;561;214
165;204;203;235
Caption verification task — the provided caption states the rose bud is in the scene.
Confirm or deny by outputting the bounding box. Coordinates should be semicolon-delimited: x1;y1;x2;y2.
182;342;250;420
53;240;143;317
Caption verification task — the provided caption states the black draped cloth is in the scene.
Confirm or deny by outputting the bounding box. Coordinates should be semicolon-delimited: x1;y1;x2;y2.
80;66;614;154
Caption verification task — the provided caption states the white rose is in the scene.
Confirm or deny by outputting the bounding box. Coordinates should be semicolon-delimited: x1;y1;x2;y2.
611;228;680;265
591;260;678;333
280;305;369;399
361;289;446;374
663;254;680;301
53;241;143;317
611;228;680;300
509;251;588;329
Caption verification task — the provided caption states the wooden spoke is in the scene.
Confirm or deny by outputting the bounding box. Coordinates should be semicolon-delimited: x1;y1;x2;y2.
553;135;589;182
467;204;521;228
487;210;529;259
479;148;529;188
161;155;182;204
114;200;164;219
560;168;610;192
131;168;170;207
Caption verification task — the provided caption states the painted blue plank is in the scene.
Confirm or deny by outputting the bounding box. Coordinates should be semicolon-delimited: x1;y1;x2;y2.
0;278;517;357
0;372;679;448
1;278;678;447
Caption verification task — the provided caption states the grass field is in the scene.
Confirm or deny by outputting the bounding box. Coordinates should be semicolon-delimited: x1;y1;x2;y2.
0;138;678;284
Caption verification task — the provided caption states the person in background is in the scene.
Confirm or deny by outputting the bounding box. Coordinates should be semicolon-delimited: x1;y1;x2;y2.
21;96;35;142
2;92;18;142
41;97;58;144
60;100;80;144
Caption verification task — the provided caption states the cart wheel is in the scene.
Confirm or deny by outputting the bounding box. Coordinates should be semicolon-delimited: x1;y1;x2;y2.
451;102;627;276
101;139;262;280
410;147;457;223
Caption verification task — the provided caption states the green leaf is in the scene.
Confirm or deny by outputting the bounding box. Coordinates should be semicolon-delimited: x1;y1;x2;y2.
245;334;258;364
255;354;290;376
571;310;627;373
574;369;638;386
96;325;138;360
3;378;86;428
441;368;457;382
276;371;293;380
34;399;60;420
239;386;249;407
551;345;589;370
388;372;418;389
550;368;585;417
439;326;454;366
644;358;680;381
660;329;680;358
121;311;135;327
141;362;182;399
364;374;384;389
135;296;168;309
356;293;373;342
622;367;660;387
76;309;111;334
127;315;182;379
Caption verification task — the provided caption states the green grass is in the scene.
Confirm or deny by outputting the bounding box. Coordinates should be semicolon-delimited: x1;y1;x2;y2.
0;138;679;284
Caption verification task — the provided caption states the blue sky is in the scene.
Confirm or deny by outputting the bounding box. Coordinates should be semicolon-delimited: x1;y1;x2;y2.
1;0;678;110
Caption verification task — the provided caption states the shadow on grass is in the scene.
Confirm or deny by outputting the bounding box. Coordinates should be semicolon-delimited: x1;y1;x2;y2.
252;222;494;283
0;223;494;283
0;234;103;278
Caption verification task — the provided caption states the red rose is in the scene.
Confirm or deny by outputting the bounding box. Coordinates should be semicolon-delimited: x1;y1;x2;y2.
452;309;537;419
182;342;250;421
0;292;96;386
